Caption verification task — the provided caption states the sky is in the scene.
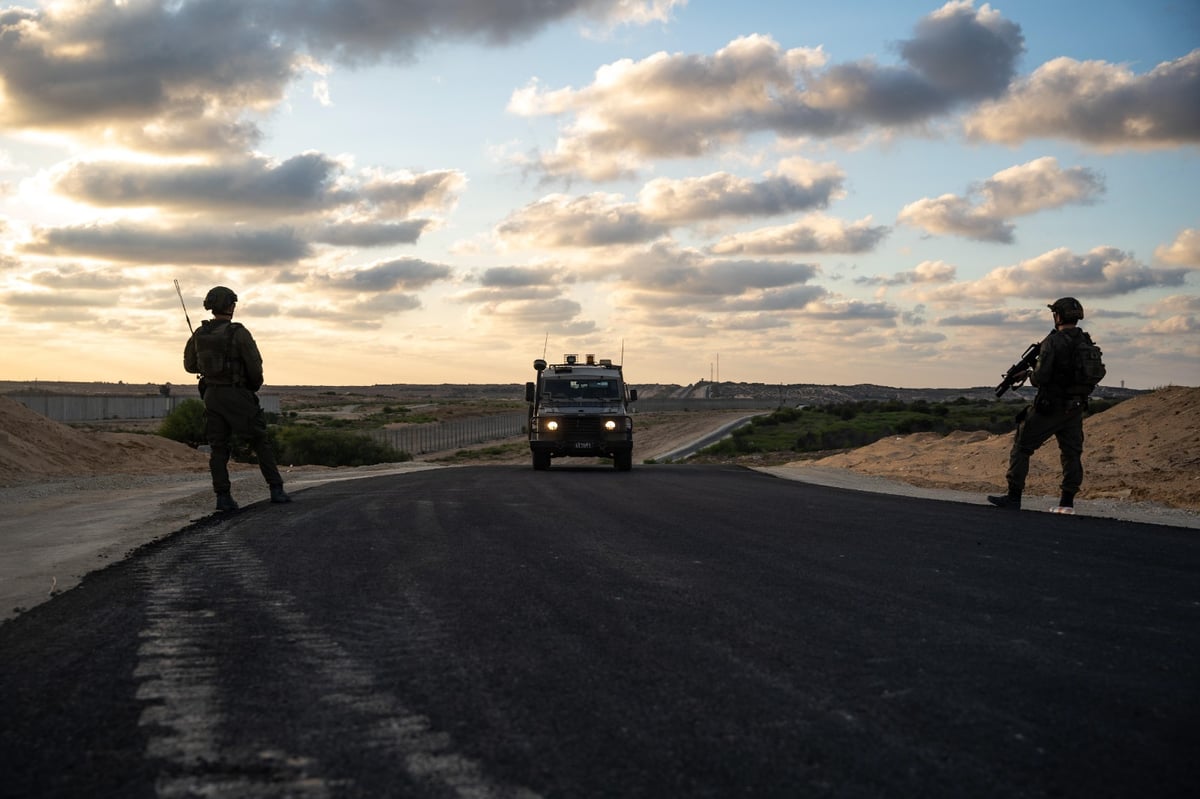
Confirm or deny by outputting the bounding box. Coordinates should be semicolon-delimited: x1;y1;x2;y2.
1;0;1198;391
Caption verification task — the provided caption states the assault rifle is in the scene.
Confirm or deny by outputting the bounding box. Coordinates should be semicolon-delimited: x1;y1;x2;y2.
995;342;1041;397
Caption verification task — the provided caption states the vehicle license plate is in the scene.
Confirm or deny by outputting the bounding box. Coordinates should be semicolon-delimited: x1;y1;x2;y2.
574;442;593;449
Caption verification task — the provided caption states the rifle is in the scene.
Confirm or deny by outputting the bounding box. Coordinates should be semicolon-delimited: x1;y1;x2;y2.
995;342;1041;397
173;279;194;334
174;280;207;397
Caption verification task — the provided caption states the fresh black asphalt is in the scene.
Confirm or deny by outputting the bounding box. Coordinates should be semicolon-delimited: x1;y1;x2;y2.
2;464;1198;798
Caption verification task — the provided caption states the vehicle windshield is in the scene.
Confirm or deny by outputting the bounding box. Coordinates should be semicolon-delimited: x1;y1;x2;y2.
542;377;621;403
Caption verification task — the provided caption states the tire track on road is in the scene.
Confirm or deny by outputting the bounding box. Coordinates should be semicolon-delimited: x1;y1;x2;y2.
134;518;540;798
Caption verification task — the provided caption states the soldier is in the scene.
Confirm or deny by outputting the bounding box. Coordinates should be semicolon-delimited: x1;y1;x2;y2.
184;286;290;511
988;297;1104;514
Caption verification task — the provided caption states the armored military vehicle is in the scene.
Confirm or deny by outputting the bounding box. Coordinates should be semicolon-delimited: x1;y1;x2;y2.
525;354;637;471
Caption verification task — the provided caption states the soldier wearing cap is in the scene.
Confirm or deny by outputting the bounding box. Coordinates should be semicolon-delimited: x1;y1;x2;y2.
988;297;1100;514
184;286;290;512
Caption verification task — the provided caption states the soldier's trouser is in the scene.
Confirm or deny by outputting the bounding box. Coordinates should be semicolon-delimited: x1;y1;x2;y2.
1005;401;1084;497
203;385;283;494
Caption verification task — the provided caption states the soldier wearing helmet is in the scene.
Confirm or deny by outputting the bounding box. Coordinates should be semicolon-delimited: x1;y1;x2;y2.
988;297;1103;514
184;286;290;511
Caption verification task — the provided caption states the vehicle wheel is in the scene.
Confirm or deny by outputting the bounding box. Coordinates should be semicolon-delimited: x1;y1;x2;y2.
533;451;551;470
614;450;633;471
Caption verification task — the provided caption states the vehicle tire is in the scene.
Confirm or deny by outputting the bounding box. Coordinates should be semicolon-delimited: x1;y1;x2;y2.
614;450;633;471
533;450;551;470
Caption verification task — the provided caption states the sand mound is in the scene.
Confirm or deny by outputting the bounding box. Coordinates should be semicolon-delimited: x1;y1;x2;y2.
0;396;208;486
803;386;1200;510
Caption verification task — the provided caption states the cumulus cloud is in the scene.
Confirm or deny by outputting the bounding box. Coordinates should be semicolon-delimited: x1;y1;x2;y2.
711;214;889;256
510;2;1024;178
314;259;453;292
597;242;830;320
0;3;294;154
313;220;433;247
498;159;849;249
897;157;1105;242
964;50;1200;148
856;260;956;287
54;156;464;221
637;158;845;222
39;157;462;256
0;1;681;153
21;223;311;267
453;265;573;303
265;0;686;64
1155;227;1200;266
497;193;669;249
925;246;1197;304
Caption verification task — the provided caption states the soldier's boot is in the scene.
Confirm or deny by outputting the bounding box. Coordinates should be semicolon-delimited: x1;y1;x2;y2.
1050;492;1076;514
987;493;1021;510
215;492;239;512
270;484;292;504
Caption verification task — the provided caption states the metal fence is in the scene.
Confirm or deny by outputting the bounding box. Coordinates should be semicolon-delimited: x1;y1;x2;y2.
368;412;528;456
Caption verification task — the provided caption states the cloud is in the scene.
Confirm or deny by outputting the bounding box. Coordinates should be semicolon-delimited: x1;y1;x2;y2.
0;3;295;154
53;156;464;220
0;1;682;153
1142;314;1200;335
964;49;1200;148
468;296;594;332
313;259;453;292
897;157;1104;242
264;0;686;64
925;245;1198;303
313;220;433;247
498;159;849;249
637;158;845;222
21;223;310;267
601;242;829;319
510;2;1024;178
497;193;669;248
1155;227;1200;266
453;265;572;303
856;260;956;287
712;214;889;256
42;157;462;253
937;308;1040;326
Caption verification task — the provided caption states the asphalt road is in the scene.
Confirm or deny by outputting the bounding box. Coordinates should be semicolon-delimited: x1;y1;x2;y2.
2;464;1198;798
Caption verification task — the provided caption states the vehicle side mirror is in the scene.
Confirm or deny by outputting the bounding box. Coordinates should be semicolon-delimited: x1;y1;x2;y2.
525;382;535;402
629;389;638;402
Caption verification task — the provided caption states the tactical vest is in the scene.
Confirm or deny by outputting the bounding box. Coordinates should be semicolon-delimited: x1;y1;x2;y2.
193;320;245;385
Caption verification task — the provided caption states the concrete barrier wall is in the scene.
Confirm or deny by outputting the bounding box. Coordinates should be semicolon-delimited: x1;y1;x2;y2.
9;394;281;422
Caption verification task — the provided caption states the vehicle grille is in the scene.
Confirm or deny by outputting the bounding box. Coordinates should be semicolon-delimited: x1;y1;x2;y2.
561;416;603;441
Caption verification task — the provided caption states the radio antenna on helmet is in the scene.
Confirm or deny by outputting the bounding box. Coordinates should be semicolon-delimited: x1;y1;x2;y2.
173;279;194;334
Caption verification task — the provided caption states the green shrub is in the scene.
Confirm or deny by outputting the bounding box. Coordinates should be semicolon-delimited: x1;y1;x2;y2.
273;426;410;467
157;399;207;448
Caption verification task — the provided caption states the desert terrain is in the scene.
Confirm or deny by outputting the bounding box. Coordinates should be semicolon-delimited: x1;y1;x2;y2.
1;387;1197;619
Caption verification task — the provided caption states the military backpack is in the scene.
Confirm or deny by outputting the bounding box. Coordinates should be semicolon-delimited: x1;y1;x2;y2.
1068;331;1106;396
193;320;244;385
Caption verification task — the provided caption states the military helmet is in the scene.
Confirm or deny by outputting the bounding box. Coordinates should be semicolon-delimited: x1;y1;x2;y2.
1048;296;1084;322
203;285;238;312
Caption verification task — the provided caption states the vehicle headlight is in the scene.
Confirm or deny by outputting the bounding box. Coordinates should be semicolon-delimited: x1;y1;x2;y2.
545;419;559;431
604;419;618;431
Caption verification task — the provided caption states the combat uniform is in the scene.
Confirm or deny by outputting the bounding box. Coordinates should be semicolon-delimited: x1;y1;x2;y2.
1001;326;1090;507
184;316;287;507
